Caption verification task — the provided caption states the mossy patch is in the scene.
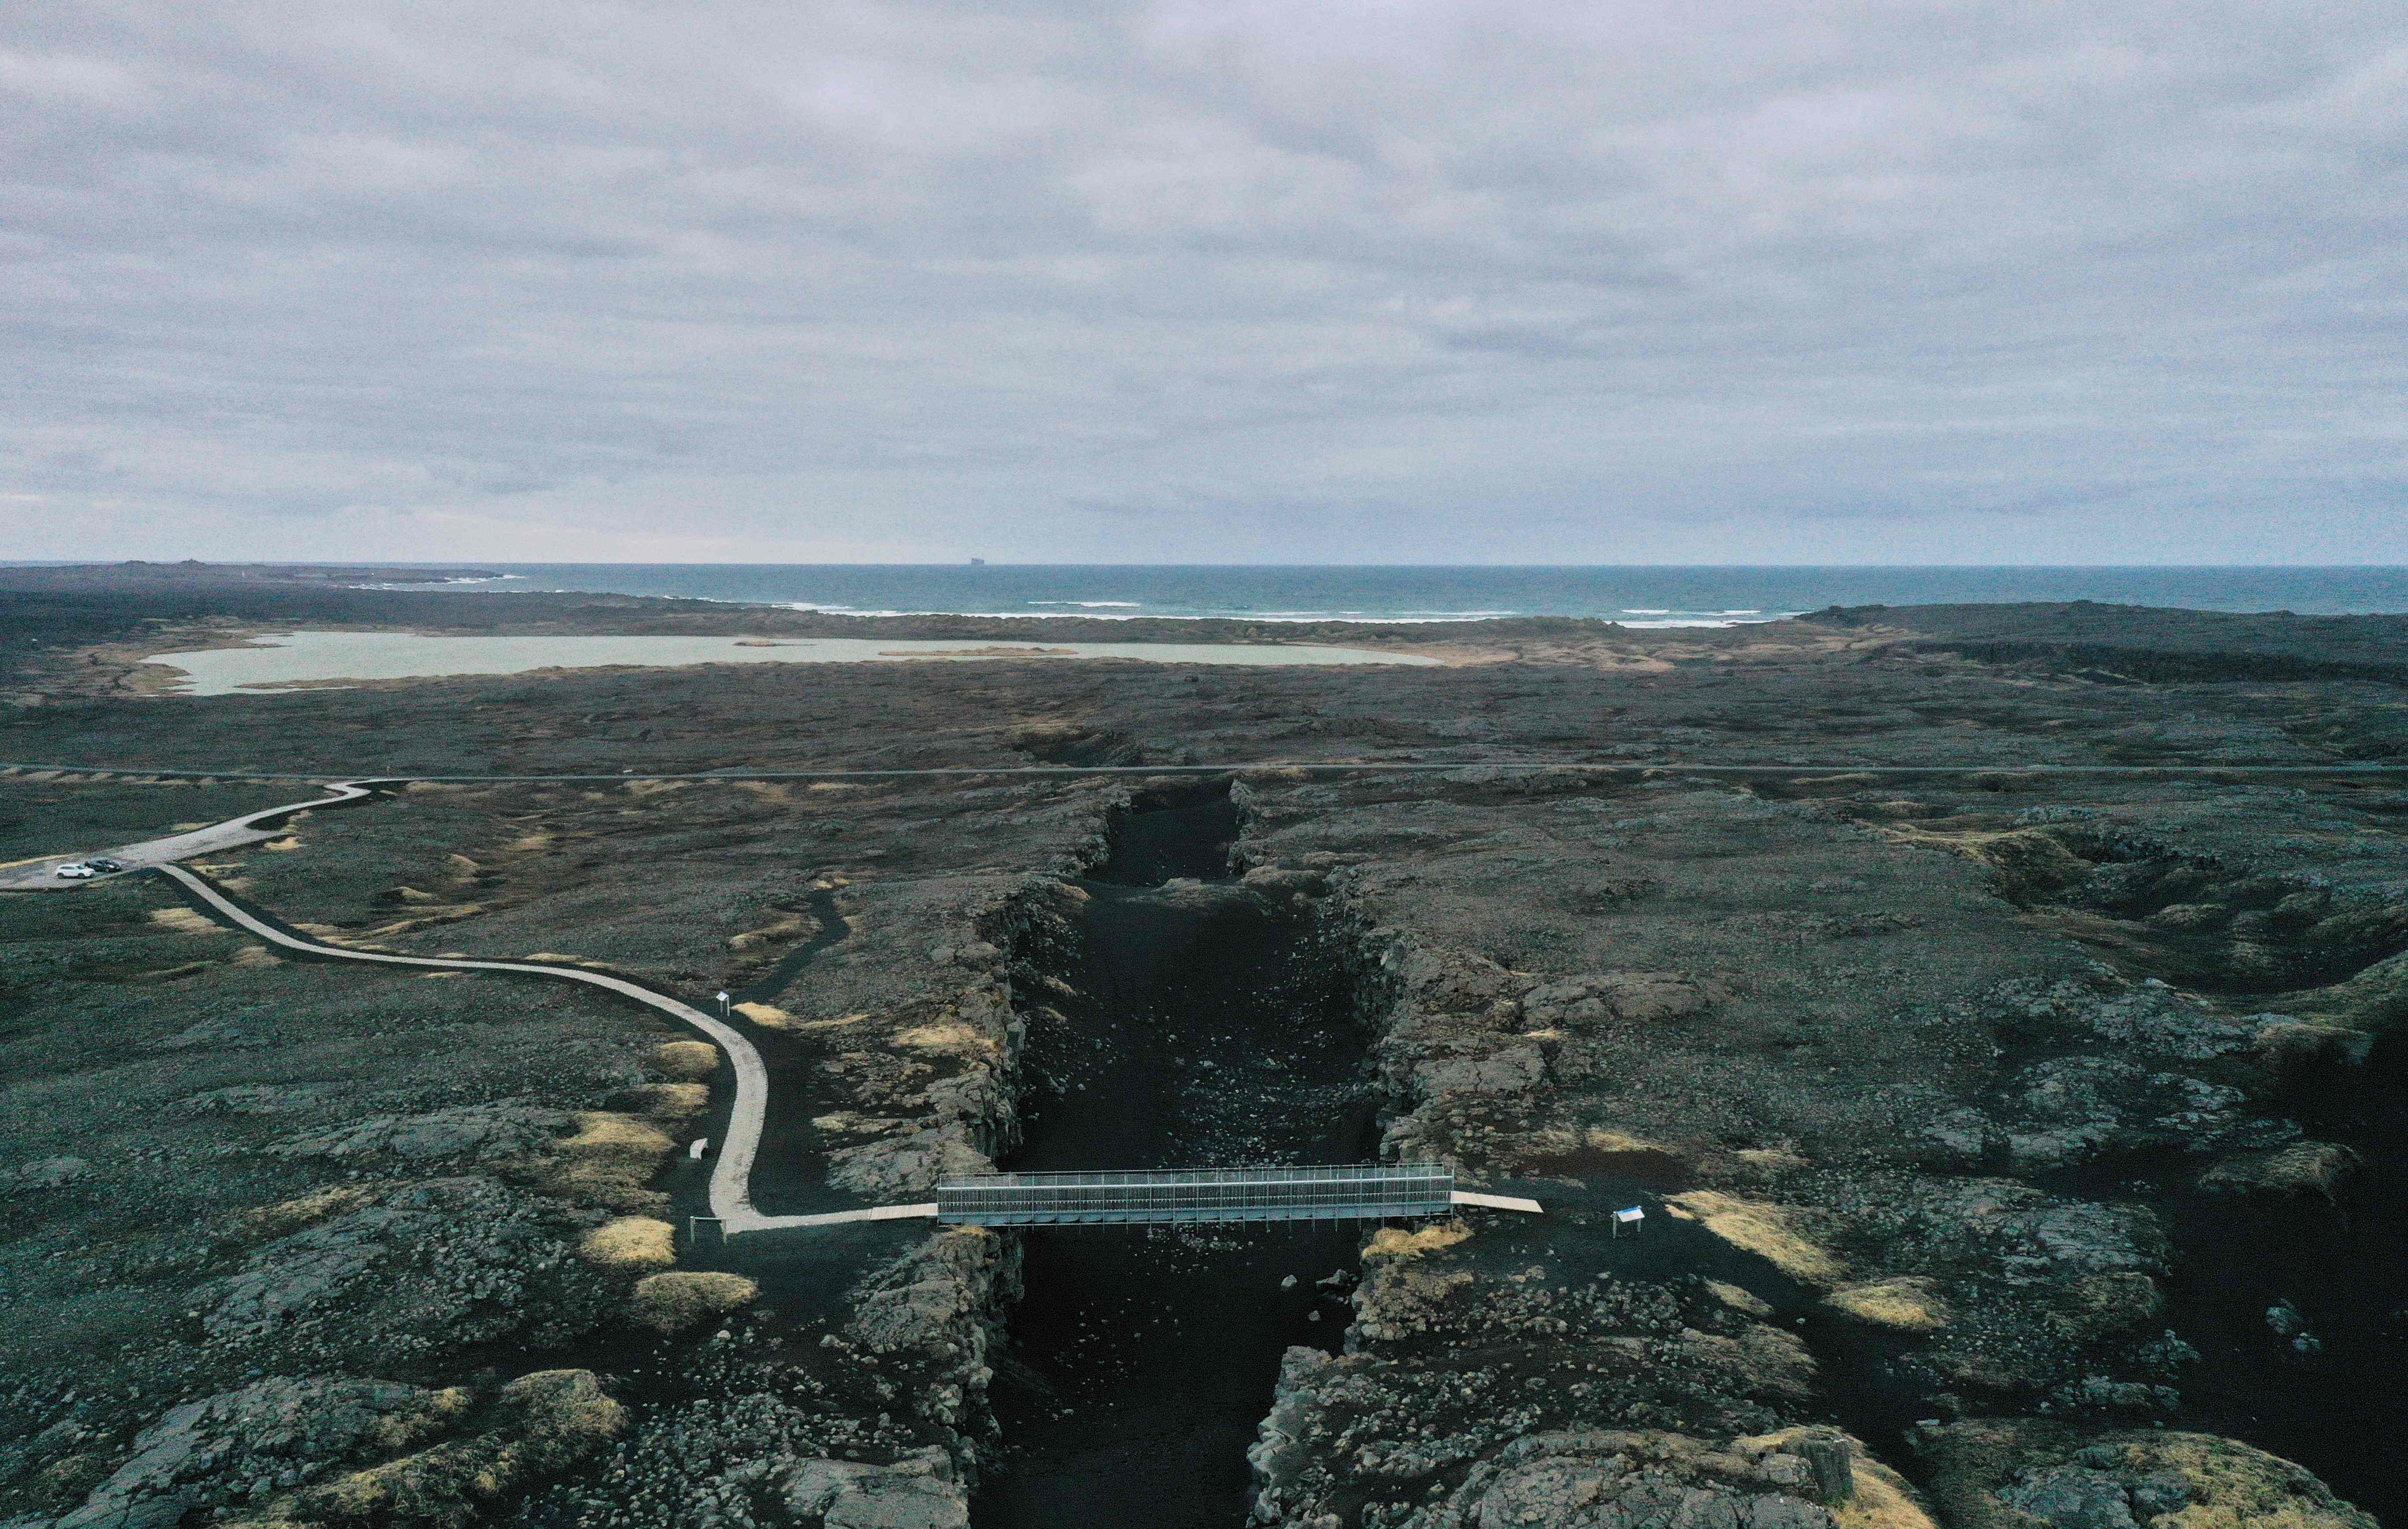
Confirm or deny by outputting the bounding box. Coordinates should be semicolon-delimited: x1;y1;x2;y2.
1364;1220;1471;1260
149;905;225;936
534;1113;675;1212
1828;1277;1950;1332
1668;1190;1847;1285
631;1271;758;1332
606;1081;709;1120
894;1021;991;1055
579;1217;676;1271
234;1184;375;1241
1707;1279;1775;1318
651;1040;719;1081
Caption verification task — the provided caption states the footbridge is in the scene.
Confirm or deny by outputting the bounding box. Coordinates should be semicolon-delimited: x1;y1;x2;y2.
923;1164;1539;1227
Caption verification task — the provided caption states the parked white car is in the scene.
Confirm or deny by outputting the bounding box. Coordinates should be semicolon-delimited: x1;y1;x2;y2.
53;863;96;879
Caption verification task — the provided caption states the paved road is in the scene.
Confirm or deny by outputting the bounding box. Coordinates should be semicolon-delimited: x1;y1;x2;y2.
157;862;922;1237
0;781;380;893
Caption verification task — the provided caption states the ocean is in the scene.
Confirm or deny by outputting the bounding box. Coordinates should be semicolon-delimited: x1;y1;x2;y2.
382;566;2408;626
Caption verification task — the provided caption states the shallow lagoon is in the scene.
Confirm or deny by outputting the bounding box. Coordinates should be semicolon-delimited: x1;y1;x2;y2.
144;630;1439;695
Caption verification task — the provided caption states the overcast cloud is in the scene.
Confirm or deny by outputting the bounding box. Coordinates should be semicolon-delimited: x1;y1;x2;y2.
3;1;2403;562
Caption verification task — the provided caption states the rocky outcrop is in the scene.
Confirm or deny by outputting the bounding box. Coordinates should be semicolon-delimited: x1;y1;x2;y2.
302;1368;624;1526
846;1227;1015;1364
0;1156;90;1191
1917;1421;2377;1529
1409;1431;1845;1529
191;1177;616;1365
266;1099;570;1163
1257;1417;1931;1529
826;1128;990;1201
50;1375;463;1529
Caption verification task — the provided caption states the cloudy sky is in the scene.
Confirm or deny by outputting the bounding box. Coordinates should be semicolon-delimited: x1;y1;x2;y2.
4;2;2403;564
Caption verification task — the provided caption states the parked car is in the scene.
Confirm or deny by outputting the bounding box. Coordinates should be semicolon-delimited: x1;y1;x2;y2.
86;856;125;873
53;863;95;879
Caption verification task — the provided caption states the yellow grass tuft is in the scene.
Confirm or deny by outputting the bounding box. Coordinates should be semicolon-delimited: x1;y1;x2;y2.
262;837;301;851
538;1114;678;1212
1739;1429;1938;1529
353;905;481;940
237;1185;373;1241
1668;1191;1847;1285
793;1011;871;1031
1828;1278;1951;1332
653;1041;719;1080
1588;1128;1673;1152
1734;1147;1811;1179
732;1001;793;1026
1365;1220;1472;1259
1837;1459;1942;1529
231;945;283;970
728;913;813;953
894;1022;990;1054
811;1111;902;1136
580;1217;677;1270
564;1113;675;1154
613;1082;709;1120
150;906;225;936
1707;1279;1775;1318
631;1271;759;1332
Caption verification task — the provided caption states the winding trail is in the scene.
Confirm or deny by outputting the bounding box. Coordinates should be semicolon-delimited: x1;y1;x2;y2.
155;861;928;1237
13;755;2396;1241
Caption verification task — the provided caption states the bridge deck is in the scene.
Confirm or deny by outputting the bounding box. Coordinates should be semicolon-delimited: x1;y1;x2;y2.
936;1163;1456;1227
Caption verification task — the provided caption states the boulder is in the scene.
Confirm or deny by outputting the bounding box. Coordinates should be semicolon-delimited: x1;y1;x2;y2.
786;1448;967;1528
1519;972;1708;1029
1995;1466;2140;1529
2198;1141;2361;1202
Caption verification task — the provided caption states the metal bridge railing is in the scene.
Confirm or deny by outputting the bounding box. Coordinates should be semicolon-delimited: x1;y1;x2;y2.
935;1163;1455;1227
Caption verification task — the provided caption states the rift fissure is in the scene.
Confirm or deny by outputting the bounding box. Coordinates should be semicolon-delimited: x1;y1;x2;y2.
976;781;1383;1529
